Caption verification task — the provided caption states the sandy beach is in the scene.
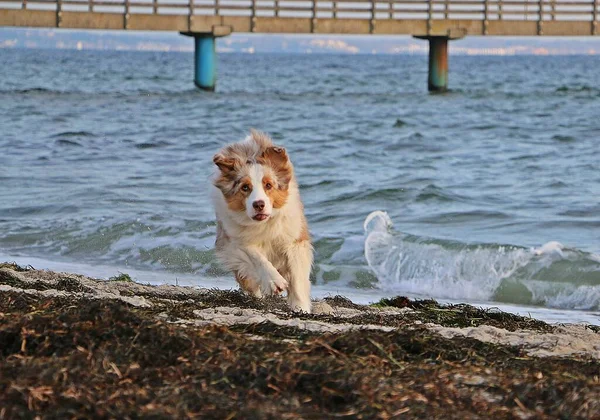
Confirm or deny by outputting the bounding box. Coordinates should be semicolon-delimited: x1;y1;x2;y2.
1;262;599;419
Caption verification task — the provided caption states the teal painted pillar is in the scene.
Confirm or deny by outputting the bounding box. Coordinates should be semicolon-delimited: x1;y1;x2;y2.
194;34;216;91
181;28;231;90
415;32;464;92
428;37;448;92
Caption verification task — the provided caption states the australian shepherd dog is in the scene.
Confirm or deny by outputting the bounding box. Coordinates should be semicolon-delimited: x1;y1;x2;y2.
211;130;312;313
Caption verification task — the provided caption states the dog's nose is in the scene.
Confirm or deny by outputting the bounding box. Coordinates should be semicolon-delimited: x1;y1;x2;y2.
253;200;265;211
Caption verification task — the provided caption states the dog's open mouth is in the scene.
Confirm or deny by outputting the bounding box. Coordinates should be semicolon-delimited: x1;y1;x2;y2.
253;214;270;221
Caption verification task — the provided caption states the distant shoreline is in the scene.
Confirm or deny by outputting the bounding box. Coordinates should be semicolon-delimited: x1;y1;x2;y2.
4;46;600;57
3;27;600;56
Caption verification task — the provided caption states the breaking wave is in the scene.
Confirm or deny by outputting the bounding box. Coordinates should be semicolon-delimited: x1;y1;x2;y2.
364;211;600;310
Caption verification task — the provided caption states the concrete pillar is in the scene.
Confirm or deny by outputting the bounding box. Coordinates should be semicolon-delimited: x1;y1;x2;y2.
194;34;216;91
427;37;448;92
414;32;465;92
181;27;231;90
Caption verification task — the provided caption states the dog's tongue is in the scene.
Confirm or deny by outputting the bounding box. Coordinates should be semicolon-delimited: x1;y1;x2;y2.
254;214;269;221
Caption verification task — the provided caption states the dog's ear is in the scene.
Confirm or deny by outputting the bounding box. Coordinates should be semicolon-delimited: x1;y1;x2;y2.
213;153;236;173
262;146;292;189
262;146;288;164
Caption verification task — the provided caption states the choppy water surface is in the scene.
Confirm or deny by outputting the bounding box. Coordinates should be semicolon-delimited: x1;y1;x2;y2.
1;49;599;323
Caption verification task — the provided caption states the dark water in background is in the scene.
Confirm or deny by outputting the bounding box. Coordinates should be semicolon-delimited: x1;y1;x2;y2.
1;48;600;320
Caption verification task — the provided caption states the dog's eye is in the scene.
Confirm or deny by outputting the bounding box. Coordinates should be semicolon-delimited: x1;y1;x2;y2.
265;182;272;190
241;184;250;192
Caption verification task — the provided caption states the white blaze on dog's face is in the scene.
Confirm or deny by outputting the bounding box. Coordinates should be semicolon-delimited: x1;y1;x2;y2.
213;145;292;223
244;164;273;221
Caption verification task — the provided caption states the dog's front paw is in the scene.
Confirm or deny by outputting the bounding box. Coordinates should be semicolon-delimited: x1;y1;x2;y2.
288;296;311;314
262;273;288;296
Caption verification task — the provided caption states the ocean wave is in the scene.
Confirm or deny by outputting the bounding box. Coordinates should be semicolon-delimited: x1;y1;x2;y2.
3;209;600;312
1;87;58;94
0;213;376;288
414;184;470;203
55;139;84;147
364;211;600;310
134;140;174;149
555;85;599;94
51;131;97;138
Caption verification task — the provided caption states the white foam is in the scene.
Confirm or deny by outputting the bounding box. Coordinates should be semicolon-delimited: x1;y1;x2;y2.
363;210;393;233
0;252;236;289
533;241;564;257
526;280;600;310
363;211;600;311
364;211;531;301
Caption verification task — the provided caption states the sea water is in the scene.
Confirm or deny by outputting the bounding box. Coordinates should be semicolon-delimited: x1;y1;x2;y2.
1;49;599;324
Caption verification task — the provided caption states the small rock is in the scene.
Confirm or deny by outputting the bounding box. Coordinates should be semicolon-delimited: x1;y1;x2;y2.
312;301;334;315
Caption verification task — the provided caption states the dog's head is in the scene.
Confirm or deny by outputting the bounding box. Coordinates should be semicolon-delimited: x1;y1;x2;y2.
213;130;293;223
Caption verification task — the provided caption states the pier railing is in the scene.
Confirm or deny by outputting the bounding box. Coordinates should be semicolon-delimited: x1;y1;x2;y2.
1;0;599;35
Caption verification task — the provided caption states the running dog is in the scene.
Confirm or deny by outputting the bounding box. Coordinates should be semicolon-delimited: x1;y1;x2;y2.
212;130;312;313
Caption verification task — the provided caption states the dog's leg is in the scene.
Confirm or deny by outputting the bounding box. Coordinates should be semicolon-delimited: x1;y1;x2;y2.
244;247;289;295
235;272;262;298
285;240;313;313
217;246;288;296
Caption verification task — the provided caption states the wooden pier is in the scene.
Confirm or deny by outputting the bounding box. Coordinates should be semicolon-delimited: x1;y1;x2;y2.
1;0;599;90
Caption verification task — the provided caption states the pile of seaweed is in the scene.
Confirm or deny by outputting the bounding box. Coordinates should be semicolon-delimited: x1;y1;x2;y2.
1;263;599;419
